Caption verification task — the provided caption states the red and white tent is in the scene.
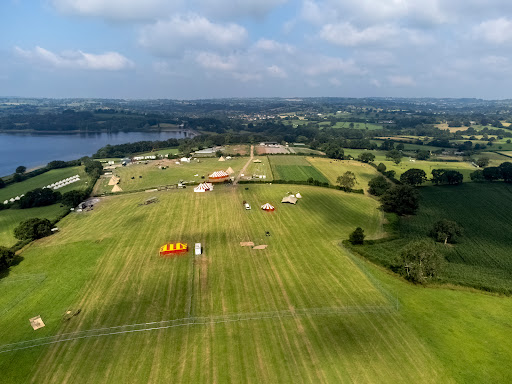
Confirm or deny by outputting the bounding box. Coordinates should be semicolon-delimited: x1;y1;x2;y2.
194;182;213;193
261;203;275;211
208;170;230;182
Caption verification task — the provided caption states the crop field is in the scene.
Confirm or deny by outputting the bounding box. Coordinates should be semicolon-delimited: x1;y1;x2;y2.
355;183;512;293
0;204;68;247
1;185;511;382
96;157;247;193
0;166;89;202
478;151;512;166
307;158;380;190
268;156;329;183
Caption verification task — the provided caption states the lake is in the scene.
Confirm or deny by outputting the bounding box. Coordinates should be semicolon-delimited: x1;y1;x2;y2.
0;131;192;177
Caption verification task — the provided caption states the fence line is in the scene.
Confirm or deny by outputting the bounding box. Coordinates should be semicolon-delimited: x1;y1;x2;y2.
0;305;396;354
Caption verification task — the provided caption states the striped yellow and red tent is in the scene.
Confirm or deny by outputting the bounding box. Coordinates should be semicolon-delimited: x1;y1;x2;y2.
208;170;229;182
159;243;188;256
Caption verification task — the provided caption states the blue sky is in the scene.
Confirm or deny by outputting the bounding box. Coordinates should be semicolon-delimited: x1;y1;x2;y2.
2;0;512;99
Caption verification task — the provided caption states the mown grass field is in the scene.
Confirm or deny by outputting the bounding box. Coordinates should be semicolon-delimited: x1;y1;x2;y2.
1;185;511;382
353;183;512;293
268;156;329;183
244;156;273;180
307;157;381;190
0;204;68;247
96;157;247;193
0;166;89;202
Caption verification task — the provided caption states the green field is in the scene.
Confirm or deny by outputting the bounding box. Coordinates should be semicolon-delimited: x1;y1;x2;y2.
243;156;273;180
307;157;381;190
353;183;512;293
331;122;384;130
1;185;512;382
268;156;329;183
96;157;247;193
341;149;475;183
0;166;89;202
138;147;179;157
0;204;68;247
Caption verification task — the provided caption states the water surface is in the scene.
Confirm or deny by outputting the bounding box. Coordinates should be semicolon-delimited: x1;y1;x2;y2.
0;131;190;177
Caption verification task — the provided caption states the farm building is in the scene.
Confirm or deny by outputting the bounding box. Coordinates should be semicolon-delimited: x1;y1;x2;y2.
159;243;188;256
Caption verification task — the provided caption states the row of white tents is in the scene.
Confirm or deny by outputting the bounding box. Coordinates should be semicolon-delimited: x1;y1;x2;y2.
3;174;81;204
3;194;25;204
42;175;81;190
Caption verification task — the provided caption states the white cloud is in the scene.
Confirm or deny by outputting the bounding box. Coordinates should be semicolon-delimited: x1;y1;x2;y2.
303;57;366;76
15;46;133;70
388;75;416;86
138;14;247;57
473;18;512;44
197;0;287;19
328;77;342;86
267;65;287;78
51;0;180;21
319;22;432;47
254;39;295;54
196;52;238;71
301;0;448;26
320;23;399;46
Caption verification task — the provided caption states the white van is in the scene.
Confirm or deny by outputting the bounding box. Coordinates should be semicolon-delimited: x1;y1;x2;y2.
244;203;251;210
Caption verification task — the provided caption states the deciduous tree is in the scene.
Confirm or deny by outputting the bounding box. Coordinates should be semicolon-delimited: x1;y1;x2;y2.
399;239;443;283
349;227;365;245
429;219;463;244
337;171;357;190
368;175;391;196
381;185;420;215
400;168;427;186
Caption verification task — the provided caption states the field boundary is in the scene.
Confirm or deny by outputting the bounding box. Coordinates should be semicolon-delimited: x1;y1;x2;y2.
0;305;397;354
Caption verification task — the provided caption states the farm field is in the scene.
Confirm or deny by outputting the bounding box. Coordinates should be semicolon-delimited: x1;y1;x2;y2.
243;156;273;180
268;156;329;183
0;204;68;247
307;157;380;190
289;146;325;155
341;149;475;183
331;121;384;130
0;166;89;202
1;185;511;382
354;183;512;293
478;151;512;166
96;157;247;193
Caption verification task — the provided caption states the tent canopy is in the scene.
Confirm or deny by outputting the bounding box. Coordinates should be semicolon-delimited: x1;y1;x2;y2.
111;185;123;192
226;167;234;174
160;243;188;255
281;195;298;204
261;203;275;211
209;170;229;181
194;182;213;192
